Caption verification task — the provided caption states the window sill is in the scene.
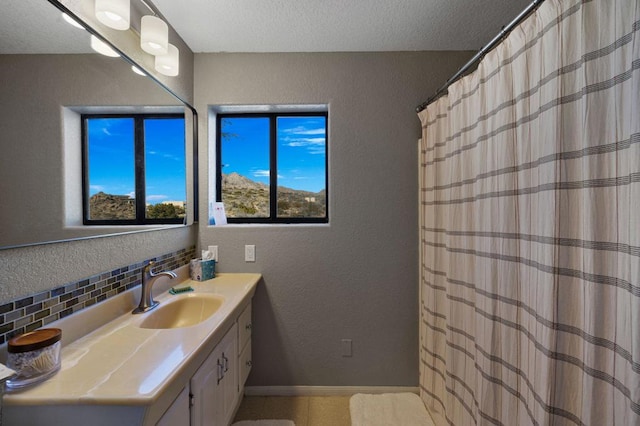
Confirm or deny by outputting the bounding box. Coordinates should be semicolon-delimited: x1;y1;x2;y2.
207;223;330;229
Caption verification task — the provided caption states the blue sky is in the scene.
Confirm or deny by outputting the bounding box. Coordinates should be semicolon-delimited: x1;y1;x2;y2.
87;117;186;203
220;116;327;193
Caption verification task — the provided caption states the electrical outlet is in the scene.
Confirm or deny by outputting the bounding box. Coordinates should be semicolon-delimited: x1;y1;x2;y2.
244;245;256;262
208;245;218;261
341;339;352;357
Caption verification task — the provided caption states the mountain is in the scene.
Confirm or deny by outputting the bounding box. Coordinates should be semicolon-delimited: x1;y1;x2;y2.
89;192;135;220
221;172;325;218
89;192;185;220
223;172;269;191
89;173;325;220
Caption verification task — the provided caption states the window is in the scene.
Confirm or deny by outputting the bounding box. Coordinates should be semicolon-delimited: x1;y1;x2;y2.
216;112;328;223
82;114;186;225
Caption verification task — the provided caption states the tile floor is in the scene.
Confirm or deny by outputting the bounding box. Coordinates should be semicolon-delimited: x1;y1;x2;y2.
233;395;352;426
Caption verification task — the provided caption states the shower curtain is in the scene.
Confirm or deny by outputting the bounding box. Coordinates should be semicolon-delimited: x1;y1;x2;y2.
418;0;639;425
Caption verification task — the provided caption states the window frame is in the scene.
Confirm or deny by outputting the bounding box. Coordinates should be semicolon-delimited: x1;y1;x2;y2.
215;111;329;224
81;113;186;226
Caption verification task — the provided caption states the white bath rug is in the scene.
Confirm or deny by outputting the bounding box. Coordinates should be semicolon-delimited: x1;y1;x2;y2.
350;392;435;426
231;421;295;426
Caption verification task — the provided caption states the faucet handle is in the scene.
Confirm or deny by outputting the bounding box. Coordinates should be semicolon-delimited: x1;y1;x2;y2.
143;260;156;276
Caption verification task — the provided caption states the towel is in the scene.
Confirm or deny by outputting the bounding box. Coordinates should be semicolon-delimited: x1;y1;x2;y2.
349;393;435;426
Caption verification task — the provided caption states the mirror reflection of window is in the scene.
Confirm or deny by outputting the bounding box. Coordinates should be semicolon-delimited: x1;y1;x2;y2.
0;0;196;249
144;117;187;220
86;117;136;221
83;114;186;225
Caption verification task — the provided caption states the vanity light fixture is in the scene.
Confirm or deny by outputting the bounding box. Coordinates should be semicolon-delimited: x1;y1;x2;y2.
62;13;84;29
90;35;120;57
95;0;130;30
154;43;179;76
140;15;169;55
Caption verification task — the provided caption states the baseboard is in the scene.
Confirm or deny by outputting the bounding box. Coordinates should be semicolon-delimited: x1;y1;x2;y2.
244;386;420;396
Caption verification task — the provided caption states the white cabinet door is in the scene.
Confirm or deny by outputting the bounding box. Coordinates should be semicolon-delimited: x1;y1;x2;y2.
237;302;252;389
156;386;190;426
219;323;239;426
238;340;252;387
190;346;224;426
190;323;238;426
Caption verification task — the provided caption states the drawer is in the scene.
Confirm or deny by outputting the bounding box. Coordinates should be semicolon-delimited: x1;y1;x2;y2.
239;340;252;386
238;302;252;351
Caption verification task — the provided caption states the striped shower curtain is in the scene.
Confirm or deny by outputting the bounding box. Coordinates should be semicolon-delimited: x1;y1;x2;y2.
418;0;639;425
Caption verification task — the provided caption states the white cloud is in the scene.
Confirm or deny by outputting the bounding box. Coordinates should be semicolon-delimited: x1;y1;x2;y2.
253;169;284;179
90;184;105;192
253;170;270;177
278;121;326;155
307;146;326;155
283;137;326;148
147;150;182;162
281;126;326;136
282;141;326;154
147;194;169;201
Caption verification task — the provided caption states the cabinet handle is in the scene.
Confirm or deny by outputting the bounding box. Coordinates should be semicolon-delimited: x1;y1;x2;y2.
217;359;224;384
246;323;252;331
246;360;252;367
222;353;229;373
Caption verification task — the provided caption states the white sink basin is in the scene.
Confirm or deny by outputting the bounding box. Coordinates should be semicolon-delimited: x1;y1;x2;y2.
138;294;224;329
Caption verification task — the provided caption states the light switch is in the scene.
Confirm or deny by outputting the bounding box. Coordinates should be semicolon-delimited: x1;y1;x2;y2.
244;245;255;262
208;245;218;261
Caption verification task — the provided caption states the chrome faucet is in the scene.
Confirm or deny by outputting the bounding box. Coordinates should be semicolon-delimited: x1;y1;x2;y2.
132;261;177;314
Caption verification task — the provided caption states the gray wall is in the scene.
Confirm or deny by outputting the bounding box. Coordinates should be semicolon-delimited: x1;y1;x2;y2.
195;51;472;386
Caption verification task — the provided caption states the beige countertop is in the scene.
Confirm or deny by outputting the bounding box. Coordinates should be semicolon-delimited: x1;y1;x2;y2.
3;272;260;409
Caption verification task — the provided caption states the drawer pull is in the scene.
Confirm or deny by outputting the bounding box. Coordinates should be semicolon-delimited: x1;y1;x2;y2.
246;360;252;367
245;323;252;331
217;360;224;384
222;353;229;372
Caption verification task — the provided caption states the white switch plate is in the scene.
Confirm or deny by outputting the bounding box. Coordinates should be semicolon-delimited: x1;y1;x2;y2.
208;245;218;261
244;245;256;262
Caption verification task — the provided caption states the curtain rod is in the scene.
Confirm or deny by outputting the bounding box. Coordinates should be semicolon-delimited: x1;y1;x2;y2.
415;0;545;114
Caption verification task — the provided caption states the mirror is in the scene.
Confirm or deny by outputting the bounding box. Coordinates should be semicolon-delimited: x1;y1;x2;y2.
0;0;195;250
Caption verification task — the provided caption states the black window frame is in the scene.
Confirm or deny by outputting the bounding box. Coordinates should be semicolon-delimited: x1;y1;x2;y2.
216;111;329;224
81;113;186;226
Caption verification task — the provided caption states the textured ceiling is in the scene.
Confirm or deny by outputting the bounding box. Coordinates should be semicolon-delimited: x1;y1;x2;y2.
151;0;532;53
1;0;92;54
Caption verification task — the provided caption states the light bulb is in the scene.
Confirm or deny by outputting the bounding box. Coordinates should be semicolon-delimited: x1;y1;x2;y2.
141;15;169;56
62;13;84;29
90;35;119;57
95;0;130;31
155;43;179;76
131;66;146;76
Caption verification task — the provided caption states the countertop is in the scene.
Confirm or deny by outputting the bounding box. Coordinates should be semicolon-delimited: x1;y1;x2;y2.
3;272;260;407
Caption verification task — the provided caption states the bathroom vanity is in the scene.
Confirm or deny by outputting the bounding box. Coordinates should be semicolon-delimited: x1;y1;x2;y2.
2;270;259;426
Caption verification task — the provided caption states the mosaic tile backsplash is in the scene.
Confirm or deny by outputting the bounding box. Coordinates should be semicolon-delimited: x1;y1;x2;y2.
0;246;196;345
